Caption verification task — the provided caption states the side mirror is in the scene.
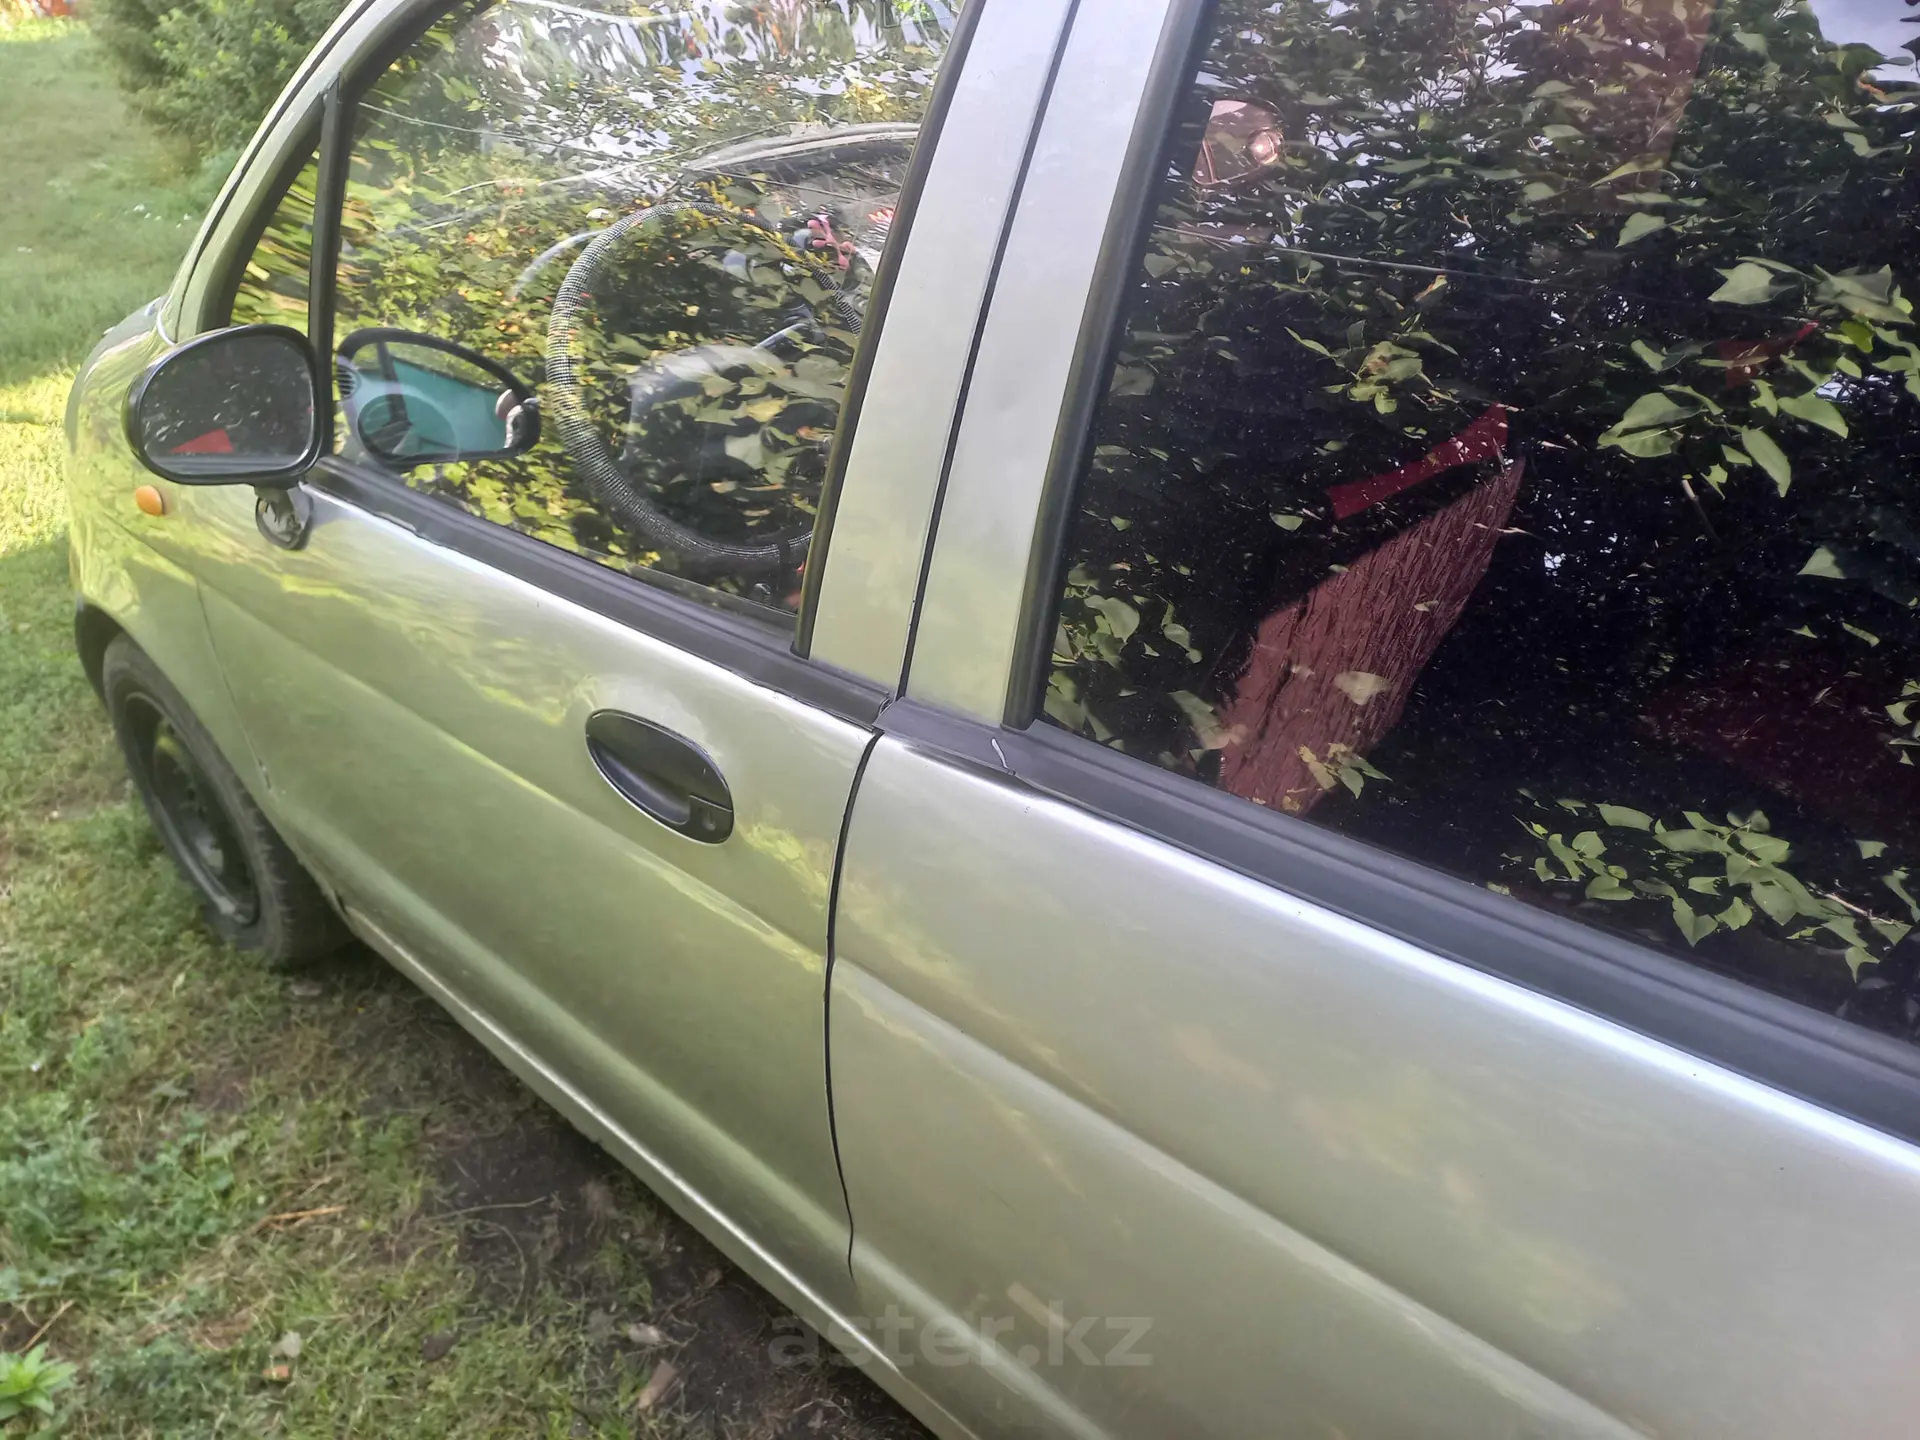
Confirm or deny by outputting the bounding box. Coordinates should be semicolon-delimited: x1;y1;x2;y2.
337;328;538;470
125;325;323;486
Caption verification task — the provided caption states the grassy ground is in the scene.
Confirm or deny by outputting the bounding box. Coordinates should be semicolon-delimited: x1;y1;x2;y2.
0;21;917;1438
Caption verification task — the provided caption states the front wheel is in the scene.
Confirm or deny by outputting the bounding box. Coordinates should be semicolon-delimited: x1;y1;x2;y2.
103;636;348;966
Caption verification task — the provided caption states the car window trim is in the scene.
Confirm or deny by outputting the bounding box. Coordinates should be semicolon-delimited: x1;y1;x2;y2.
880;696;1920;1148
792;0;989;658
206;102;325;333
958;0;1920;1144
286;0;980;726
1002;0;1212;730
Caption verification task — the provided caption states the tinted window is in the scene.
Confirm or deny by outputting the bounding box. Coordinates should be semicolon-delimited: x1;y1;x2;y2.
333;0;959;614
1046;0;1920;1034
227;148;320;330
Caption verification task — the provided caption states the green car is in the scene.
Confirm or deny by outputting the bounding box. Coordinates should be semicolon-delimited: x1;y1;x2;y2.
67;0;1920;1434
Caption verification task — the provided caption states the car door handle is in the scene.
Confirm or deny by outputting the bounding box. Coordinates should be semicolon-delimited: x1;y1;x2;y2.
585;710;733;843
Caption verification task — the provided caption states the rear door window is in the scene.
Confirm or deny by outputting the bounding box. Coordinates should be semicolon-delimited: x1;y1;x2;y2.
1042;0;1920;1033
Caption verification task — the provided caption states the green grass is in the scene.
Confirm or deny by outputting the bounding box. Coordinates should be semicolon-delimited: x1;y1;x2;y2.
0;23;223;389
0;22;895;1439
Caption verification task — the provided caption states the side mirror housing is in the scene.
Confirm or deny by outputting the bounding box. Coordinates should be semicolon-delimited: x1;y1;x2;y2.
125;325;324;486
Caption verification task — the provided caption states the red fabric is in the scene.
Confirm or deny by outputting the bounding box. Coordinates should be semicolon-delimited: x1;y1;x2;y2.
1716;323;1819;390
1219;458;1526;814
1643;648;1920;850
1325;405;1507;520
172;428;235;455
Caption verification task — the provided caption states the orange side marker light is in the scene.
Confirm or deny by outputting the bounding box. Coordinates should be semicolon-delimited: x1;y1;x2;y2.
133;485;167;517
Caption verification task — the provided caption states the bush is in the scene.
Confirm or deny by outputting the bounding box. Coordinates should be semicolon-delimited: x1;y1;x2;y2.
87;0;344;151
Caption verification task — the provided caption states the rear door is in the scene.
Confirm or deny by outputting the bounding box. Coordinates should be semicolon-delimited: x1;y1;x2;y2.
166;0;1075;1353
830;3;1920;1437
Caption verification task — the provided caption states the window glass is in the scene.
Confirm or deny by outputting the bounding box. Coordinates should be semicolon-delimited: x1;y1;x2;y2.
228;149;320;330
333;0;960;614
1046;0;1920;1034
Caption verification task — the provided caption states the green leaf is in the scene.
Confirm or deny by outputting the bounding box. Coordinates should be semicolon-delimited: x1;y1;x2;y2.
1670;897;1718;945
1798;545;1846;579
723;431;765;468
1086;596;1139;642
1141;252;1179;278
1815;267;1909;323
1749;881;1799;926
1740;429;1791;494
1596;804;1653;830
1708;262;1784;306
1617;391;1696;430
1826;915;1870;951
1271;512;1305;531
1601;427;1676;457
1630;339;1665;370
1594;156;1669;184
1719;896;1754;930
1872;918;1913;948
1170;690;1231;750
1657;827;1729;854
1738;831;1791;864
1777;391;1848;438
1858;839;1888;860
1616;212;1667;247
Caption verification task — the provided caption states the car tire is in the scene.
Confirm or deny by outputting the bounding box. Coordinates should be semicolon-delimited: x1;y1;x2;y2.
102;634;349;966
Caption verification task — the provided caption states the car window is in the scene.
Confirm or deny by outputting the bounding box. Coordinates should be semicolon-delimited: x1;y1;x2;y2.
331;0;961;615
1043;0;1920;1036
227;147;321;330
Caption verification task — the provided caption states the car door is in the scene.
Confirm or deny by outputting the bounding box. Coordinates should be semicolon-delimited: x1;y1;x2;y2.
158;0;1076;1369
830;2;1920;1437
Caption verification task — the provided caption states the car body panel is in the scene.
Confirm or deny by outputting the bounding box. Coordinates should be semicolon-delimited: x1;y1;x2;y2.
64;305;254;777
833;738;1920;1438
183;475;860;1304
826;2;1920;1436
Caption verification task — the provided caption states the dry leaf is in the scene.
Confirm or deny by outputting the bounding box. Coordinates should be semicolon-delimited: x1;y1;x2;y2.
1333;671;1390;706
635;1359;680;1412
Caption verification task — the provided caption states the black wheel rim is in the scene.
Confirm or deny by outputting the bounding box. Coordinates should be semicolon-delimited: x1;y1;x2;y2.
125;696;259;925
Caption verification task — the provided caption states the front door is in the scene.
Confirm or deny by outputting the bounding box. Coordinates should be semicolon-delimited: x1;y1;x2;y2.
176;0;1000;1332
